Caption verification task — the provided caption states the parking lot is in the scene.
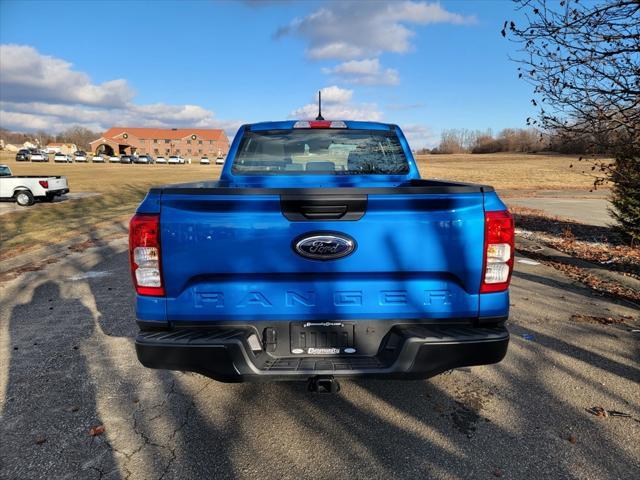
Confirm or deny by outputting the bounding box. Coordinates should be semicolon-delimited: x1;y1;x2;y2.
1;234;638;480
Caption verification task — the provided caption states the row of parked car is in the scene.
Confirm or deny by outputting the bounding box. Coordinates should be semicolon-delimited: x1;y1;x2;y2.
15;149;225;165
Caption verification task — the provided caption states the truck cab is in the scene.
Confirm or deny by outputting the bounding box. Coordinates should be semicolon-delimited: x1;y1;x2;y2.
132;121;513;386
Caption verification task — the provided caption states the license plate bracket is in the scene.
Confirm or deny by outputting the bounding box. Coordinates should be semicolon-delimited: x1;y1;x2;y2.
290;322;355;355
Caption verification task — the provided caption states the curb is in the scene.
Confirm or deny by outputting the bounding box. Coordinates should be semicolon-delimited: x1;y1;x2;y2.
516;235;640;295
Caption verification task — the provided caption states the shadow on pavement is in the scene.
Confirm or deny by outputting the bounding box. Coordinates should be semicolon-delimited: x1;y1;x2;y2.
1;282;120;479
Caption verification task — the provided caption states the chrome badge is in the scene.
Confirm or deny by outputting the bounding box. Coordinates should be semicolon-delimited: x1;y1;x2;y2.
294;233;356;260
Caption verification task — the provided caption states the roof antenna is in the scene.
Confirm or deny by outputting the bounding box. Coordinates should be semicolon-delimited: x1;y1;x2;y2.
315;90;324;121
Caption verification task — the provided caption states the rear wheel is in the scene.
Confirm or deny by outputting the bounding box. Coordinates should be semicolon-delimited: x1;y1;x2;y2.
15;190;34;206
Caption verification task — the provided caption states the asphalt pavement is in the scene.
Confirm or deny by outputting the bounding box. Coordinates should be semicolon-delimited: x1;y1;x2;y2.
506;194;612;227
0;238;638;480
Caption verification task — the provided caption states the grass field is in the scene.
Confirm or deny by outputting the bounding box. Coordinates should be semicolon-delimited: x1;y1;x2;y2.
416;153;597;191
1;151;596;259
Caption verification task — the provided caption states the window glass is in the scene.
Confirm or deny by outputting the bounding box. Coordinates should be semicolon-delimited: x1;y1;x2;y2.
232;129;409;175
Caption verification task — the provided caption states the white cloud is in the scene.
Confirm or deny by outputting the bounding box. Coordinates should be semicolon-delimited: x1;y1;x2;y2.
276;1;476;60
0;45;242;138
289;86;382;121
322;58;400;86
0;45;134;107
315;85;353;104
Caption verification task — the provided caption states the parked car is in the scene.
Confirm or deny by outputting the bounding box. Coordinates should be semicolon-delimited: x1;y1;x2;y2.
134;155;154;164
155;156;167;164
215;156;225;165
131;119;514;389
74;151;88;162
120;155;133;164
54;152;72;163
167;155;184;164
30;151;48;162
92;154;105;163
109;155;120;163
15;149;30;161
0;164;69;206
199;156;210;165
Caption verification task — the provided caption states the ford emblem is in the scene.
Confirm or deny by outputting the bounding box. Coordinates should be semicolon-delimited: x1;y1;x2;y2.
293;232;356;260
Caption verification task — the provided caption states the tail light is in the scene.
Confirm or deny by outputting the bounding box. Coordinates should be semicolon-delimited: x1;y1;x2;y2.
39;180;48;188
129;214;164;296
480;210;514;293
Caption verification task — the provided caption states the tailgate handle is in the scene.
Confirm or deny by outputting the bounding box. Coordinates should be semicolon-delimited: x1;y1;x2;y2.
300;205;347;219
280;195;367;221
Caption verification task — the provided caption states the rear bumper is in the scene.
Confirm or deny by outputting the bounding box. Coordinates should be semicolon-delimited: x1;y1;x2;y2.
135;324;509;382
42;188;69;197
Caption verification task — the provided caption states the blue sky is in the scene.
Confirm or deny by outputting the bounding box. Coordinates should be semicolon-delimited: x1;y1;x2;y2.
0;0;535;147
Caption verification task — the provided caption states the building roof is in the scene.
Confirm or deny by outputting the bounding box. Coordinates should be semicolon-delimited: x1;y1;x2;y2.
101;127;227;141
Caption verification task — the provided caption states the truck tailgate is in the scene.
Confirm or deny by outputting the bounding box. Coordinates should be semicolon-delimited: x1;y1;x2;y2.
47;176;68;190
159;187;486;322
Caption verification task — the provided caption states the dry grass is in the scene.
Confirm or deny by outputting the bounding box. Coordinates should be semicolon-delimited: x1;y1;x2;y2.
418;152;598;191
0;152;221;258
0;151;599;259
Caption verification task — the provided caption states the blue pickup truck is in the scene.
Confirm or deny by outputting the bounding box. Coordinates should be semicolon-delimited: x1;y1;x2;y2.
130;120;513;390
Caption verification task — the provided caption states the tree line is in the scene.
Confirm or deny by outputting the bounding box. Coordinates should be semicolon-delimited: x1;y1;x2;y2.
423;127;594;155
1;126;100;151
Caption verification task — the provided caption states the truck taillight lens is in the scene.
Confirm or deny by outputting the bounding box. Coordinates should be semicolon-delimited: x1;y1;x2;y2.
39;180;48;188
480;210;514;293
129;214;164;296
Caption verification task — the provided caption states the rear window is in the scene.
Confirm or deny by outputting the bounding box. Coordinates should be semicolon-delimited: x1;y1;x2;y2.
232;129;409;175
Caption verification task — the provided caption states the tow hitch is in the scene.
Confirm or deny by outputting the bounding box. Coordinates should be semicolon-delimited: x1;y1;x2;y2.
307;375;340;393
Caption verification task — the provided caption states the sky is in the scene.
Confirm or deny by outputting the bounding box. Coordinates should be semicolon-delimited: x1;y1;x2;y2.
0;0;536;148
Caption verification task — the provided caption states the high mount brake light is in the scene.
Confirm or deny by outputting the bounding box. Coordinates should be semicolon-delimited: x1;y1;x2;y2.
129;214;165;296
293;120;347;129
480;210;515;293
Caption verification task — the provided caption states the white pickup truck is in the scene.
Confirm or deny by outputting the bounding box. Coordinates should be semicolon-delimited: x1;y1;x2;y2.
0;164;70;206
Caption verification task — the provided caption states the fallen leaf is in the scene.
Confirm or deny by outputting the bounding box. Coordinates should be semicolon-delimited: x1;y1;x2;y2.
567;434;577;444
586;406;608;418
89;425;105;436
34;435;46;445
493;467;504;477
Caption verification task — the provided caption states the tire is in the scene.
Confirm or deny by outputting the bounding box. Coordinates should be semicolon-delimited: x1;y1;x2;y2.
44;192;55;202
15;190;35;207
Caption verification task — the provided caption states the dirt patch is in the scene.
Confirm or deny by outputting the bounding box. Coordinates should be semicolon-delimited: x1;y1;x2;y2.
0;257;63;283
570;314;629;325
449;386;493;437
67;238;106;253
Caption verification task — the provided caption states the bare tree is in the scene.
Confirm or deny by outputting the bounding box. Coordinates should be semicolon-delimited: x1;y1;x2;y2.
505;0;640;241
56;126;100;150
505;0;639;155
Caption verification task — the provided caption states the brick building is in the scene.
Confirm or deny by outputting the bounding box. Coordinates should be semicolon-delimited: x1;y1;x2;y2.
89;127;229;158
